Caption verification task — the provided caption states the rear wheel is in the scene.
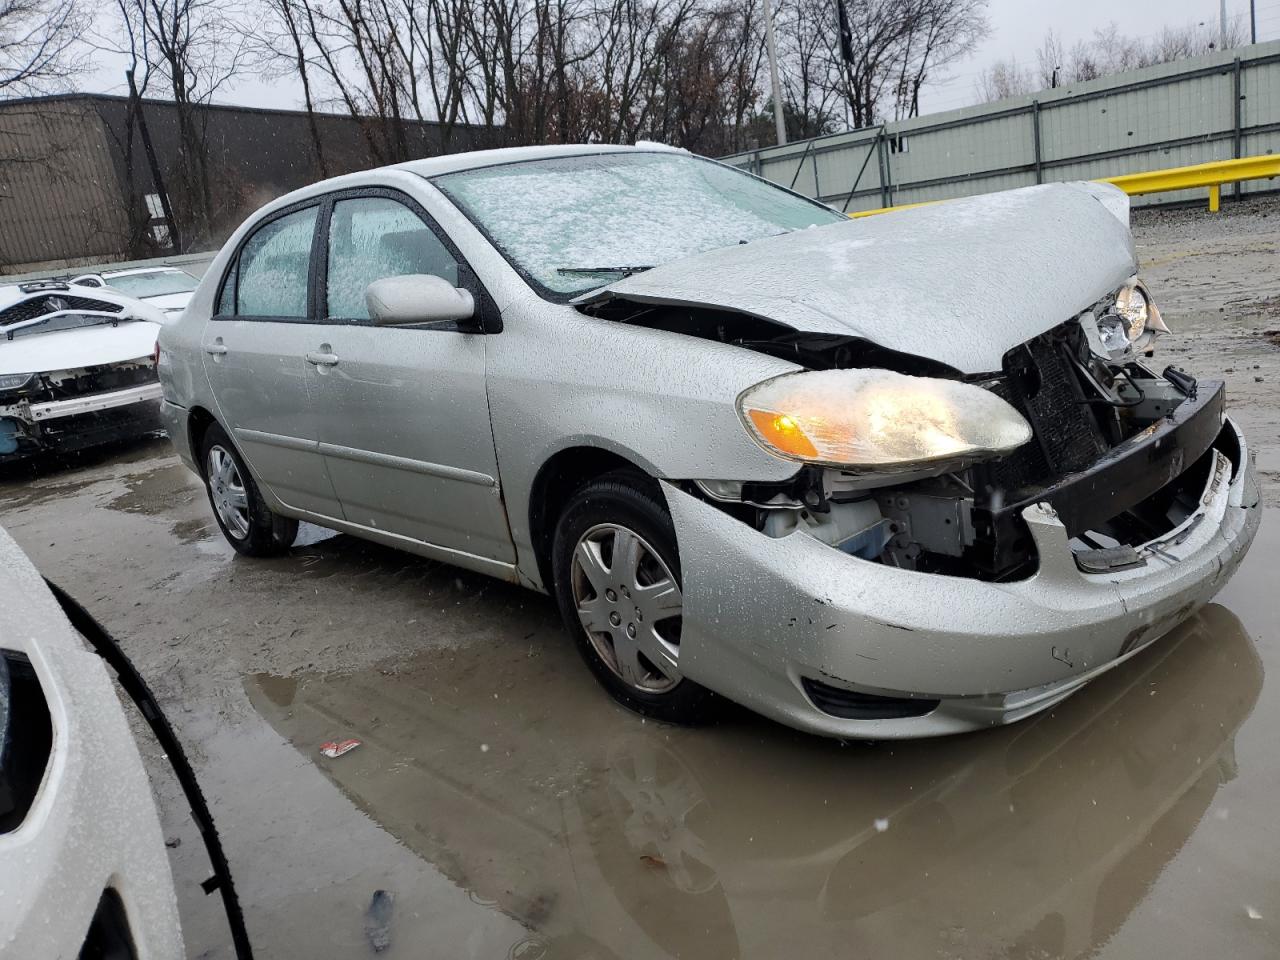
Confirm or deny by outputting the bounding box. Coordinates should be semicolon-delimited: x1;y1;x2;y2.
199;423;297;557
552;472;715;724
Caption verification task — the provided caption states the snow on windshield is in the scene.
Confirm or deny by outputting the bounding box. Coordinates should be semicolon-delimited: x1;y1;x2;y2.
434;153;845;296
106;270;197;299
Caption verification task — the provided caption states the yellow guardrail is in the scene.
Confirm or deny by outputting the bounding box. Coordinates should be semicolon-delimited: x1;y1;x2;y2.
849;153;1280;218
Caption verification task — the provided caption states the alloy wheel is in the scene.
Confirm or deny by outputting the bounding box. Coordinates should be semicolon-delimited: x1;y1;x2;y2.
206;445;250;540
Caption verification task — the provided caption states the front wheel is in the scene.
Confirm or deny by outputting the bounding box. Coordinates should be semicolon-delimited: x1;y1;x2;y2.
551;472;715;725
199;423;298;557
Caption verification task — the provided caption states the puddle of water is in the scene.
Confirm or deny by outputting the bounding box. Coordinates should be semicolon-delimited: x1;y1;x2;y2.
246;602;1264;959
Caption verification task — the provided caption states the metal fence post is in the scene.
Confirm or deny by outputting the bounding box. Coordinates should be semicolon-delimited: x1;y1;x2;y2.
1032;101;1043;184
1232;57;1243;199
876;131;891;208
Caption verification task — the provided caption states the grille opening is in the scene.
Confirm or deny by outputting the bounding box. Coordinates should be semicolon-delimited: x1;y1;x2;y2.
78;889;137;960
0;651;54;834
0;295;123;328
802;677;940;721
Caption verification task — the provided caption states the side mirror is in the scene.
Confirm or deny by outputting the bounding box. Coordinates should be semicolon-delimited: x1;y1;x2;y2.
365;274;476;327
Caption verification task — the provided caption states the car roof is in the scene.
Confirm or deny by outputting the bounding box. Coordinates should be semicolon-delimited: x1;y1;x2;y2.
393;142;685;180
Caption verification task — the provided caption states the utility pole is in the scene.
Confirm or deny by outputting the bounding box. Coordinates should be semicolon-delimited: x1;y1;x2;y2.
1251;0;1258;43
1220;0;1229;50
762;0;786;146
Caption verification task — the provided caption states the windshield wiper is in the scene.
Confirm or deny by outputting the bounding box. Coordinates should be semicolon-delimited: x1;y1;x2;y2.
556;265;654;278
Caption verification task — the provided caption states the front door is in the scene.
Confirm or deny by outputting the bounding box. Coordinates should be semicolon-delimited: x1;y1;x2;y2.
201;203;341;518
305;192;515;564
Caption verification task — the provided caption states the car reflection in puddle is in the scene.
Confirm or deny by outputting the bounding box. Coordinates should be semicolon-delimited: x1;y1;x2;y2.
246;604;1261;959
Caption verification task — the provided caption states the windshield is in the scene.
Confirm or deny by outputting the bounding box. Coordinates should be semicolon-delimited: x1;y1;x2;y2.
104;270;197;299
433;152;846;298
4;313;134;341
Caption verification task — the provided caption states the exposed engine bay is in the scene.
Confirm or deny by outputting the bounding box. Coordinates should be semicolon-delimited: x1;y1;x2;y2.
583;284;1231;582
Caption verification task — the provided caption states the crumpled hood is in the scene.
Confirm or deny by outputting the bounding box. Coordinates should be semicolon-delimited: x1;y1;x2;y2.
579;182;1137;375
0;320;160;375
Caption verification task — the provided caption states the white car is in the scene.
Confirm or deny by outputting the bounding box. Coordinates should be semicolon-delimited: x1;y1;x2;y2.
73;266;200;318
0;525;183;957
0;280;167;459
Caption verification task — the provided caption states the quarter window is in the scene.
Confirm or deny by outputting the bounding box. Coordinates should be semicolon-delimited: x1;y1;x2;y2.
325;197;459;321
235;206;318;318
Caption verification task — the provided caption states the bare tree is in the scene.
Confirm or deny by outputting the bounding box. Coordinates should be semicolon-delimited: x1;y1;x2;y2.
978;16;1252;104
112;0;249;244
0;0;85;95
246;0;990;157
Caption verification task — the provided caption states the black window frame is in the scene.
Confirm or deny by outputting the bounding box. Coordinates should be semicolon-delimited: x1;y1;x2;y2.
212;186;500;333
212;199;323;324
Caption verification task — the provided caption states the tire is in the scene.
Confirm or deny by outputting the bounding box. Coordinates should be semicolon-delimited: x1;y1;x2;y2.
199;423;298;557
551;471;715;725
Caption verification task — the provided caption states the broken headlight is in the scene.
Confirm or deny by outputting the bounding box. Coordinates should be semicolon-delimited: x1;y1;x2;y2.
737;369;1032;475
1097;280;1168;359
0;373;33;395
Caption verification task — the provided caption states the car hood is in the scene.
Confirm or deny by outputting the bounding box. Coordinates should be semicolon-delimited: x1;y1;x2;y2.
577;182;1137;375
0;320;160;375
137;291;192;313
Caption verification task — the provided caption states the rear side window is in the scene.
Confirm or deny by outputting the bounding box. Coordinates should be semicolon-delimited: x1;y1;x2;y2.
325;196;459;321
234;206;318;318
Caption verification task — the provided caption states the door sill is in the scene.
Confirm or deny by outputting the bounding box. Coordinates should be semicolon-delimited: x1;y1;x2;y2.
282;505;521;584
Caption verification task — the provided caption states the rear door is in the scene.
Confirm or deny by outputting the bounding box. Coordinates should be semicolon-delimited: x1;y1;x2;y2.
201;202;342;518
305;190;515;564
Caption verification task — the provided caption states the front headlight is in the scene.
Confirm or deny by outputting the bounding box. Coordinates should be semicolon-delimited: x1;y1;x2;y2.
0;373;34;394
1098;280;1169;359
738;369;1032;474
1114;283;1150;340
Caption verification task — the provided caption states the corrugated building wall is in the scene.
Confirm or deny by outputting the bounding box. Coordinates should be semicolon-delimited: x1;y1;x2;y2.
0;100;132;269
723;41;1280;212
0;95;497;274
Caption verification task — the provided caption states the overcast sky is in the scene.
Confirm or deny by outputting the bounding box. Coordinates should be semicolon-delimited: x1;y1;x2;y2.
81;0;1279;119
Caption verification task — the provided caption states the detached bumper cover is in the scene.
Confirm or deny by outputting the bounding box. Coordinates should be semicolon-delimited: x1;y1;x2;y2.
665;417;1260;738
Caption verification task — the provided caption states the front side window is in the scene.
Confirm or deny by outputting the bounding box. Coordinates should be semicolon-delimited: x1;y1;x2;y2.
432;152;845;298
325;196;459;321
235;206;318;318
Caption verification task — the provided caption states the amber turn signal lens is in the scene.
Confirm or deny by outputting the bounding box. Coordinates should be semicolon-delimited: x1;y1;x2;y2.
747;409;819;459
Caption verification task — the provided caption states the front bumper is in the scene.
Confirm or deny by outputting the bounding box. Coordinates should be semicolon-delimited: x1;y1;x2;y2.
665;417;1260;739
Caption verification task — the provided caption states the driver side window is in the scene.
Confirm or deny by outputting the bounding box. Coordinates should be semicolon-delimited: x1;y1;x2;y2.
325;196;459;322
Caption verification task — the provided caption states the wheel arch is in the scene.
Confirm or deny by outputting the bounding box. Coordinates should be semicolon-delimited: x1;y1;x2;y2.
187;405;218;467
527;445;659;593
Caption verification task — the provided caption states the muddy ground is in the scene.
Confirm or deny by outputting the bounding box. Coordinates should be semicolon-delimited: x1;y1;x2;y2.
2;197;1278;959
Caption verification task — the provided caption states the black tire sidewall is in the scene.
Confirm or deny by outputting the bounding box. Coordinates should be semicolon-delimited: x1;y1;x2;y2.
551;474;714;724
199;423;296;556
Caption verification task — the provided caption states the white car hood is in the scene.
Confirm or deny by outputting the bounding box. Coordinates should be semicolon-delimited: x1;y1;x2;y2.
579;182;1137;375
0;320;160;375
138;291;192;313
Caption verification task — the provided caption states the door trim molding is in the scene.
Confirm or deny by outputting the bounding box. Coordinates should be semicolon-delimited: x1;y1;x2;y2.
234;427;317;453
317;440;497;488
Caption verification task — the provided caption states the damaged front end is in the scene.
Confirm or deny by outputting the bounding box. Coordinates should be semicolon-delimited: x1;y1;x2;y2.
585;279;1232;586
0;359;162;459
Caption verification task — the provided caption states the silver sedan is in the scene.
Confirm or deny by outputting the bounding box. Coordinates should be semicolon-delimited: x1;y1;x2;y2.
158;144;1260;738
